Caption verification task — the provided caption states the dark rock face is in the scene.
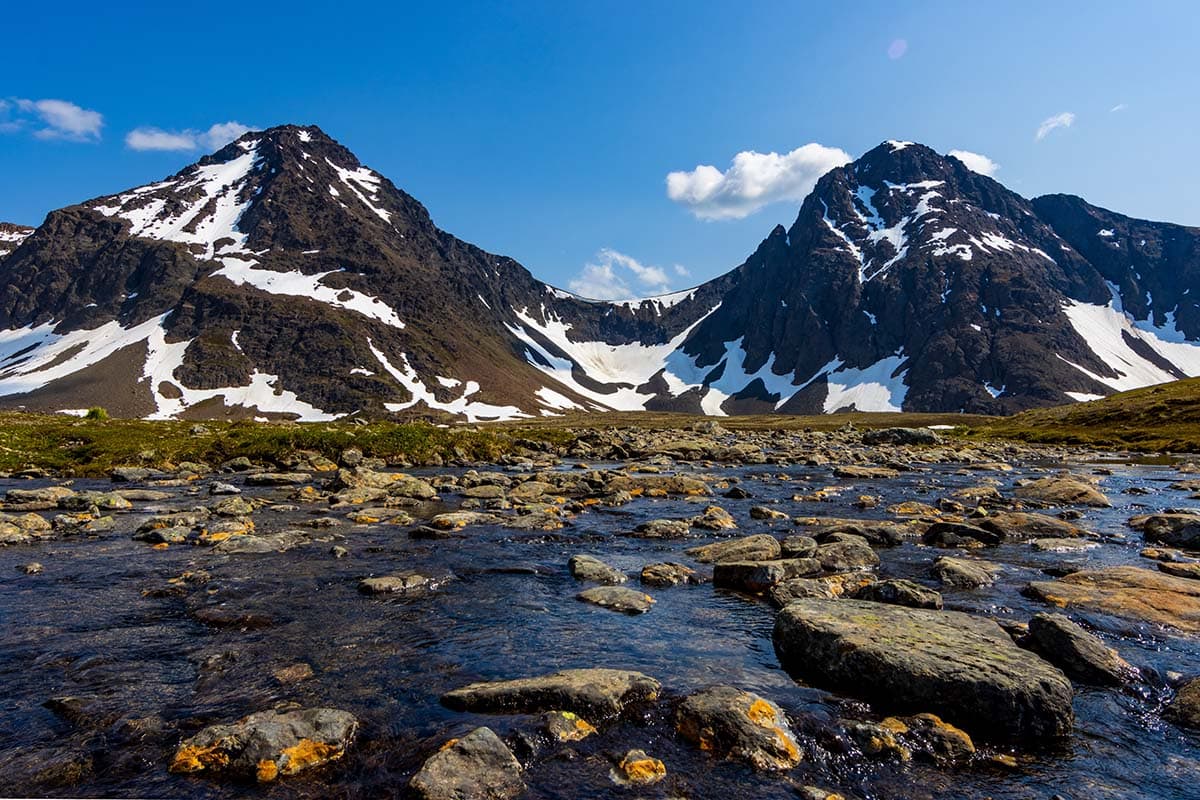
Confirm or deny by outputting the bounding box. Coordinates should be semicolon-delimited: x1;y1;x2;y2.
3;130;1199;419
773;599;1074;740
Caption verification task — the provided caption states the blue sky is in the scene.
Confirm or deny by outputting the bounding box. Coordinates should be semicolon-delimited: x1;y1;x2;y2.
3;1;1197;298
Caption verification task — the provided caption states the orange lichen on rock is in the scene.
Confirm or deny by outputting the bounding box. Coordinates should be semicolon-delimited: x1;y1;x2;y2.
279;738;342;775
255;759;279;782
617;750;666;785
169;743;231;774
747;698;777;725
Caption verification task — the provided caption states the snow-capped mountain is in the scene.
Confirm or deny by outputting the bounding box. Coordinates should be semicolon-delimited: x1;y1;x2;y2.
0;127;1197;421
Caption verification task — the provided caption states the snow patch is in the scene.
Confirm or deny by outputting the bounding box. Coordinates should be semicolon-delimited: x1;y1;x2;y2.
368;339;528;421
213;259;405;328
1059;285;1200;392
822;353;909;413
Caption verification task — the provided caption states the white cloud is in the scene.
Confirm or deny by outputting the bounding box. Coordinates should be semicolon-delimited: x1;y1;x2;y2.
673;264;690;277
125;121;253;152
200;121;252;149
1110;103;1127;113
666;143;851;220
948;149;1000;177
8;98;103;141
1035;112;1075;141
887;39;908;59
125;128;196;151
568;248;676;301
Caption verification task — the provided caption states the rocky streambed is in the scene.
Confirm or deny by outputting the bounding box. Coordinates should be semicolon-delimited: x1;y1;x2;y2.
1;424;1199;798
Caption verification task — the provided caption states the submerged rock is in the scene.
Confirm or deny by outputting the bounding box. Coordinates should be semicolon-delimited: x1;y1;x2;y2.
568;554;626;585
577;586;654;614
169;707;357;782
245;472;312;487
1024;613;1137;686
409;726;523;800
1166;677;1200;729
773;599;1074;740
358;572;444;595
714;559;821;593
442;668;661;718
675;685;801;771
631;519;691;539
834;465;899;480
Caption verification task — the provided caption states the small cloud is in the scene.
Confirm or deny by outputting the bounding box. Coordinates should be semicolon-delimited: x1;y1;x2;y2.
673;264;690;277
125;128;196;151
568;248;675;301
5;98;103;141
666;143;851;221
887;38;908;59
200;121;252;149
948;149;1000;177
1035;111;1075;141
1110;103;1127;113
125;121;253;152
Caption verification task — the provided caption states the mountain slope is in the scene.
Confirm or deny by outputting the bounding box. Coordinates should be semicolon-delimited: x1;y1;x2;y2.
0;128;1197;421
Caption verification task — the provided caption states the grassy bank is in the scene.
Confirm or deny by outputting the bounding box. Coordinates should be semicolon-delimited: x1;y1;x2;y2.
966;379;1200;452
0;412;574;477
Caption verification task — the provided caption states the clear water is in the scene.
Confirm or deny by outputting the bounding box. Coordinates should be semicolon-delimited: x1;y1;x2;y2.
0;458;1197;799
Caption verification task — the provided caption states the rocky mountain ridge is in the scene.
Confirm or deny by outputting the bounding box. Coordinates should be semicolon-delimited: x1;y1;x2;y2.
0;127;1197;420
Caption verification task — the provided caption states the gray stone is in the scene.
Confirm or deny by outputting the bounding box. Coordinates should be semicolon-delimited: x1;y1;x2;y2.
442;668;661;718
931;556;1000;589
773;599;1074;740
409;726;523;800
675;686;801;771
714;559;822;593
568;554;626;585
815;539;879;572
855;579;943;610
577;586;654;614
168;707;358;781
1025;613;1137;686
686;534;780;564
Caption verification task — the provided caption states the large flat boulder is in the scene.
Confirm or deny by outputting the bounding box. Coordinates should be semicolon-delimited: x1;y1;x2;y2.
1023;566;1200;633
442;668;661;718
773;599;1073;741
